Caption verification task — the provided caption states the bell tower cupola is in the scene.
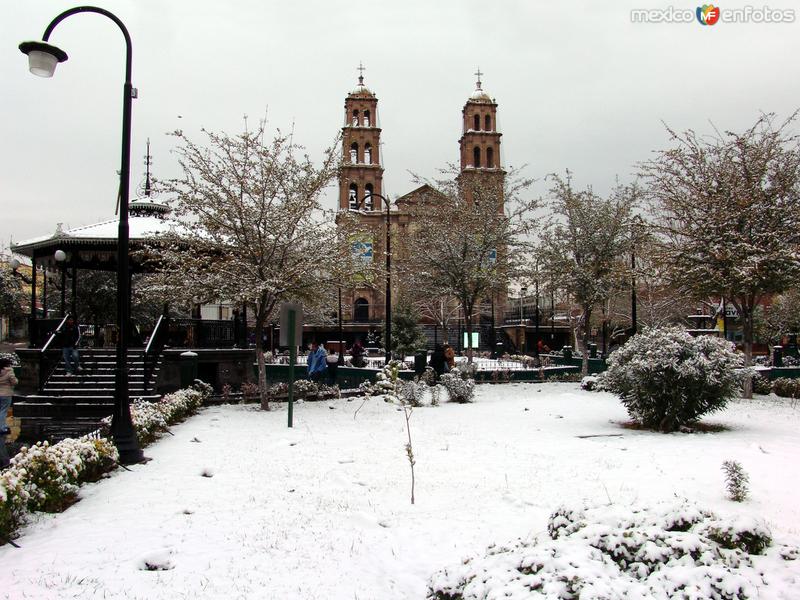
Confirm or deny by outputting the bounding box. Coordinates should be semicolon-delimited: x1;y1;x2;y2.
339;63;385;211
459;68;503;173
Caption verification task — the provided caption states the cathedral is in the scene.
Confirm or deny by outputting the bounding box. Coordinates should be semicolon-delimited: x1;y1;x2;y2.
336;67;507;349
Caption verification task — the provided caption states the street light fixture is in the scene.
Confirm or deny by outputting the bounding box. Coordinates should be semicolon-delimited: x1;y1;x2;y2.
20;6;143;464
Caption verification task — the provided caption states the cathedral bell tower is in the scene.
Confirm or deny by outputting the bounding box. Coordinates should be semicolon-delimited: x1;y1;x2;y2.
339;64;384;211
458;69;504;184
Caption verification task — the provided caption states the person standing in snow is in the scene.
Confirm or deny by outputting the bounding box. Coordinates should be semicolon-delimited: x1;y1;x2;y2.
351;338;366;368
307;341;328;382
60;317;81;375
0;357;17;436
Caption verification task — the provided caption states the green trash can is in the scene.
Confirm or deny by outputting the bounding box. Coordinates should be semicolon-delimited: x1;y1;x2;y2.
180;351;198;388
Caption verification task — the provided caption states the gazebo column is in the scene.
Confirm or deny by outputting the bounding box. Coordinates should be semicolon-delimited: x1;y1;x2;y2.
60;264;67;317
29;253;37;348
70;265;77;316
42;264;48;318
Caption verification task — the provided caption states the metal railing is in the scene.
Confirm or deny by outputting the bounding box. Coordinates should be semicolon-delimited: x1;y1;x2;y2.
38;313;72;391
143;314;168;393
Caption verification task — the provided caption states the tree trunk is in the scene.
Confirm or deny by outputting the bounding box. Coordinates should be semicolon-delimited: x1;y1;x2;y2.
742;305;753;399
254;306;270;411
581;305;591;377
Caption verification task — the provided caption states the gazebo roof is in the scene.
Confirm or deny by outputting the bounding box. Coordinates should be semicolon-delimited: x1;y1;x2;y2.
11;196;177;258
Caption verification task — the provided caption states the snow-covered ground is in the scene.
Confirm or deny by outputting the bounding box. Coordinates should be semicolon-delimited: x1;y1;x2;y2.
2;384;799;599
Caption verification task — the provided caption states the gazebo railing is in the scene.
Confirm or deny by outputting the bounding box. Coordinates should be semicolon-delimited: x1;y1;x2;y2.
168;318;235;349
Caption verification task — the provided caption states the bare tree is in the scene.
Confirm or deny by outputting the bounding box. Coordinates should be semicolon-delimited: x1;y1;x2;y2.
147;123;354;407
401;168;537;362
642;113;800;397
538;173;637;375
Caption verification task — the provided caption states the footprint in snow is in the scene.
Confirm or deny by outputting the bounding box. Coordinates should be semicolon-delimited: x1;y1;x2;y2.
338;459;355;464
135;548;175;571
190;437;201;443
200;468;214;478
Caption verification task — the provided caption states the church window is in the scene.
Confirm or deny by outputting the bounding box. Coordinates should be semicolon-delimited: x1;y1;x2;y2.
364;143;372;164
354;298;369;322
473;146;481;168
352;110;360;126
348;183;359;209
350;142;359;163
365;183;374;209
473;114;480;131
363;110;371;127
486;147;494;168
485;114;491;130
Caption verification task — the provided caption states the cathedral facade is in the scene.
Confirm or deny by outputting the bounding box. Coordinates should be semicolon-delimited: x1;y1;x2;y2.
337;68;507;346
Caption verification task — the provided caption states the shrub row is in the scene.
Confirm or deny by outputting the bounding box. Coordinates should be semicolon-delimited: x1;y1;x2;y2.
0;381;212;544
0;436;118;543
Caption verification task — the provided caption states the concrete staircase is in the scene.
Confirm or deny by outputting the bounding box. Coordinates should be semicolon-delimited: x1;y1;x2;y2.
13;348;162;442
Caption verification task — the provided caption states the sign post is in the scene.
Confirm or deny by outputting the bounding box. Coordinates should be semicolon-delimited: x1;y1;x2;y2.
288;309;295;428
280;302;303;428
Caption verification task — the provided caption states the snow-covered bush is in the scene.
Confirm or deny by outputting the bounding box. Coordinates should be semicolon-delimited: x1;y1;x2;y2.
293;379;318;399
191;379;213;397
364;360;404;403
101;386;209;446
0;352;19;367
0;468;29;542
456;361;478;380
427;501;789;600
580;375;599;391
7;436;118;513
439;372;475;403
772;377;800;398
722;460;750;502
600;327;744;432
751;373;773;395
781;354;800;367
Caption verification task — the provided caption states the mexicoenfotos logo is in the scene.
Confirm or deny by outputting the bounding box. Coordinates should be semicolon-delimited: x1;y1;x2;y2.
631;5;795;23
696;4;721;25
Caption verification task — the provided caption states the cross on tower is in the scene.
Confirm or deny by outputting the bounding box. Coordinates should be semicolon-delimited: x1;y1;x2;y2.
357;62;365;85
474;67;483;89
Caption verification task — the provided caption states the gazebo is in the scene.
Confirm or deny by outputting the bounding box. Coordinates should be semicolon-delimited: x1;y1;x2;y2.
9;194;252;442
11;196;173;346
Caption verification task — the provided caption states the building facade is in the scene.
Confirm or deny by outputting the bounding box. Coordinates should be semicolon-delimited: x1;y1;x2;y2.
337;69;508;348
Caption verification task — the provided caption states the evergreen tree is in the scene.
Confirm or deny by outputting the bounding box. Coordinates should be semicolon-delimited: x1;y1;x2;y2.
390;301;428;358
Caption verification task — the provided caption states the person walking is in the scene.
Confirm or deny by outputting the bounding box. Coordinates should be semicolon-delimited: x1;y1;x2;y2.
325;345;340;385
307;341;328;383
60;317;81;375
0;357;17;436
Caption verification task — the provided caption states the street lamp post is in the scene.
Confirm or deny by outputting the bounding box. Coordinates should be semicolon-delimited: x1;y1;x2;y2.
20;6;143;464
357;192;392;365
55;249;67;317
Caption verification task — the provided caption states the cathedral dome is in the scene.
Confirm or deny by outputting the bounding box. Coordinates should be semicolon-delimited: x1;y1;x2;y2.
469;87;493;103
350;84;374;97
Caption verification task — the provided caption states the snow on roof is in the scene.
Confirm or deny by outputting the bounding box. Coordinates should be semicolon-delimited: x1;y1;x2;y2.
11;214;179;256
469;88;493;103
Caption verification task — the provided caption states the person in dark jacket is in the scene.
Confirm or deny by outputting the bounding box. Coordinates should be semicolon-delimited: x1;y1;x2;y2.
60;317;81;375
351;339;366;368
429;344;447;378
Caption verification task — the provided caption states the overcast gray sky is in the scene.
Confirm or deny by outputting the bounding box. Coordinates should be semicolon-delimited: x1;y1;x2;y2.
3;0;799;251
